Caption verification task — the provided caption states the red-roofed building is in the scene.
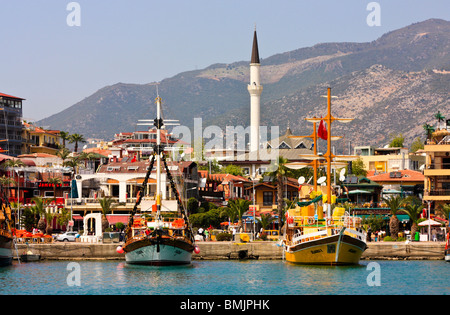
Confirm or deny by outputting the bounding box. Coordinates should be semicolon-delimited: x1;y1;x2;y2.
367;169;424;198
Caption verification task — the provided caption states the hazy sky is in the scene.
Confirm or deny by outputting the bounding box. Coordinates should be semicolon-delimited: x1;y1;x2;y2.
1;0;449;121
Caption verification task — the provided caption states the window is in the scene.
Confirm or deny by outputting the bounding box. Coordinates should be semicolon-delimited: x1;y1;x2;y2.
263;191;273;206
278;142;291;149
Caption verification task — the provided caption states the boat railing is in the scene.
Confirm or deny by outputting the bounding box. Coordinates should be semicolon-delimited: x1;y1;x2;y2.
343;228;367;242
287;215;362;229
291;229;328;245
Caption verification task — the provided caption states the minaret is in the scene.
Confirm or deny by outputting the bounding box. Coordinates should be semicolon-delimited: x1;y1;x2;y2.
248;29;263;152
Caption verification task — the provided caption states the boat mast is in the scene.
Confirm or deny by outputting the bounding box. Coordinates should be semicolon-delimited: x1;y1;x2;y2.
155;93;163;220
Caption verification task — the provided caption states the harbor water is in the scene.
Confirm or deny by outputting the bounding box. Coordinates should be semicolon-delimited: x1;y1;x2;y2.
0;260;448;295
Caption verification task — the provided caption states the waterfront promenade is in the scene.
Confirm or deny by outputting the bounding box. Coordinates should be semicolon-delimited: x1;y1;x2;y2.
13;241;446;261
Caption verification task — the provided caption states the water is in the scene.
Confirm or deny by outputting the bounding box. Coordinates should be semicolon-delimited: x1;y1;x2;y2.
0;260;448;295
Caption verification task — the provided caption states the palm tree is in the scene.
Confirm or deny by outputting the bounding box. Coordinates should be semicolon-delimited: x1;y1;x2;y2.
227;198;251;229
59;131;70;148
63;157;81;174
423;123;435;142
266;156;291;234
30;197;46;233
257;213;273;231
402;197;422;241
99;197;116;232
69;133;86;153
57;147;71;163
47;177;62;200
382;195;404;240
435;111;446;130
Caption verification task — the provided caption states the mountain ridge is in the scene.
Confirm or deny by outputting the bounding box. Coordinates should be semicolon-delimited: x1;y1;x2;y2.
37;18;450;150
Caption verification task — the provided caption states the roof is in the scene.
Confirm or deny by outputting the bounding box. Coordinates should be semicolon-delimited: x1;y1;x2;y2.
231;147;314;164
18;153;58;158
251;30;260;64
0;92;25;100
367;169;424;182
266;127;313;151
198;170;251;183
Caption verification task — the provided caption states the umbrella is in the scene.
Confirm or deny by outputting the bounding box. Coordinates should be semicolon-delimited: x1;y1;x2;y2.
348;189;371;194
347;189;371;204
418;219;442;226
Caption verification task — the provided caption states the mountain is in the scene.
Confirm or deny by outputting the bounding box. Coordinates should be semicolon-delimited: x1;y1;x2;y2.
38;19;450;150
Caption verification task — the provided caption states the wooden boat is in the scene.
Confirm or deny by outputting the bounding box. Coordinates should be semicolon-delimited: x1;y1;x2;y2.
283;88;367;265
0;189;13;267
120;94;196;266
445;232;450;262
284;206;367;265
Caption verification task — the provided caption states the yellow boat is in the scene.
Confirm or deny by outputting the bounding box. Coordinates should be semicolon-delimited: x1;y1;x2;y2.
283;206;367;265
284;87;367;265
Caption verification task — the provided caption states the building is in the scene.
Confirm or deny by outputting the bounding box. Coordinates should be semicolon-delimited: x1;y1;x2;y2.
354;145;425;173
423;124;450;210
0;93;25;156
111;128;187;159
22;122;61;155
69;160;199;218
222;128;314;178
367;169;425;199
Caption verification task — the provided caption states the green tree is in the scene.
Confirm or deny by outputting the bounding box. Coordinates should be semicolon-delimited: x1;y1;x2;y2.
59;131;70;148
382;195;404;240
402;196;422;241
351;158;367;177
257;213;273;231
423;123;435;142
30;197;46;233
389;133;405;148
410;137;424;153
221;164;244;176
435;111;446;130
99;197;116;232
266;156;291;234
69;133;86;153
227;198;251;227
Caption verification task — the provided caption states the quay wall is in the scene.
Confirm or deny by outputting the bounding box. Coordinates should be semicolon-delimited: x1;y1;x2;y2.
15;241;446;261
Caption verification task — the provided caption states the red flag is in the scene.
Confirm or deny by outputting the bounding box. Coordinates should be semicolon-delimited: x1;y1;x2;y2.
318;119;328;140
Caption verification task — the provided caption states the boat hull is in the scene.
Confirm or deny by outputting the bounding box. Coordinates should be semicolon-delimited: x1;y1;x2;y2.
124;237;194;266
285;233;367;265
0;234;13;267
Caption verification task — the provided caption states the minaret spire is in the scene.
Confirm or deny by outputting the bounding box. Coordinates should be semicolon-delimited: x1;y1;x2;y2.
251;29;260;64
248;28;263;153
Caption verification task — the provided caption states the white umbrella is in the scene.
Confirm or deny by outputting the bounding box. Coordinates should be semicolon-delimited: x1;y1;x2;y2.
418;219;441;226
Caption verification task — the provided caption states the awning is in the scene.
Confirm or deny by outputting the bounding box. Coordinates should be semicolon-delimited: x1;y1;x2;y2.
72;215;83;221
107;214;130;225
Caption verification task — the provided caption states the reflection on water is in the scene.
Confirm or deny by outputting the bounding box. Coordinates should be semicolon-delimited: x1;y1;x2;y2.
0;260;449;295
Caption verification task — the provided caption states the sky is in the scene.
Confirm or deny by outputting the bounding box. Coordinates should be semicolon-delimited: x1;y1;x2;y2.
1;0;449;122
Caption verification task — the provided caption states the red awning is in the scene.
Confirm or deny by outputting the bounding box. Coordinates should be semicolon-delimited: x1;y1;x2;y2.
72;215;83;221
107;215;130;225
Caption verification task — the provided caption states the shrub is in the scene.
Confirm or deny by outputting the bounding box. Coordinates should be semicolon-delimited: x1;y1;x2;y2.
216;232;232;241
383;236;394;242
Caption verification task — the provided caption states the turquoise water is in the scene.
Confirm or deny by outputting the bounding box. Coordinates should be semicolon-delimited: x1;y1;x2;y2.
0;260;448;295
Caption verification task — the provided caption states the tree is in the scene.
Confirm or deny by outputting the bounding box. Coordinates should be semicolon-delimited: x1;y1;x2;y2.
59;131;70;148
69;133;86;153
389;133;405;148
382;195;404;240
57;147;71;162
435;111;446;130
47;177;62;200
257;213;273;231
221;164;244;176
402;196;422;241
227;198;251;227
351;158;367;177
266;156;291;234
423;123;435;142
30;197;46;233
99;197;116;232
410;137;424;153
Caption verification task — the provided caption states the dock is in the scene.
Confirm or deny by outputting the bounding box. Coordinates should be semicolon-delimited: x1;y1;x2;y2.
13;241;446;261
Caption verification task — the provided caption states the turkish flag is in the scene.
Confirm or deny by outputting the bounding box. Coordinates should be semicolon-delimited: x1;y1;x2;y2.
318;119;328;140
